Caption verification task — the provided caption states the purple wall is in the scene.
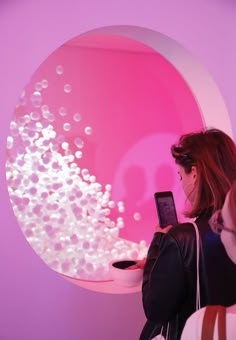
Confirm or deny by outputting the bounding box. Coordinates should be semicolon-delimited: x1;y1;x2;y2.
1;1;236;339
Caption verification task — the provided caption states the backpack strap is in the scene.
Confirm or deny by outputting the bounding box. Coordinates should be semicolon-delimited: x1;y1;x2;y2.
201;305;218;340
217;305;226;340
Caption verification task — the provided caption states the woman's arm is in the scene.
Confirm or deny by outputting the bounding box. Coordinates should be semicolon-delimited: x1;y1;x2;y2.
142;231;187;323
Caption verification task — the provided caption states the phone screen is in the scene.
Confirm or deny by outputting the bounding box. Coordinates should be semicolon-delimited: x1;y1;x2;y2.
154;191;178;228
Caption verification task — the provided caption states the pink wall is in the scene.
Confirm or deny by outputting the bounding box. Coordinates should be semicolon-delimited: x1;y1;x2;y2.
1;1;236;339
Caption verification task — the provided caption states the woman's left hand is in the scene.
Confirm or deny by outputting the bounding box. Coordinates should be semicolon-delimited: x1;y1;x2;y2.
126;257;146;270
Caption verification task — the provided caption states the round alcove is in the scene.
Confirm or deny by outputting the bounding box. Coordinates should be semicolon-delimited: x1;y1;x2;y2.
5;25;231;293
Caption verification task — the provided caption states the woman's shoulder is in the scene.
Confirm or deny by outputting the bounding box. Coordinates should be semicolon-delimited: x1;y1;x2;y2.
167;222;196;241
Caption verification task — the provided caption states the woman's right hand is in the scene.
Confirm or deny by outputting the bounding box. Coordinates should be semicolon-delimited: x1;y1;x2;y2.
155;224;173;234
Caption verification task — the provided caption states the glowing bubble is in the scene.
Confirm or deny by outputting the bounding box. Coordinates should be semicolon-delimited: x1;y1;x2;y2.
84;126;93;135
63;123;71;131
41;79;48;88
37;165;47;172
29;187;37;195
30;91;42;108
35;122;43;132
52;183;63;190
42;156;51;164
33;205;42;215
10;121;17;130
25;229;33;237
6;136;14;149
118;205;125;213
55;243;63;251
30;111;41;121
83;241;90;249
108;200;115;208
59;107;67;117
86;263;94;272
64;84;72;93
30;173;39;183
41;104;49;113
74;137;84;148
139;240;147;247
76;190;83;198
81;168;89;177
73;113;81;122
105;184;112;191
89;175;96;182
75;151;83;159
18;115;31;125
61;142;69;150
35;82;42;91
56;65;64;75
50;142;59;152
41;192;48;199
133;212;141;221
62;261;71;272
47;113;55;122
43;215;50;222
56;135;65;144
70;234;78;244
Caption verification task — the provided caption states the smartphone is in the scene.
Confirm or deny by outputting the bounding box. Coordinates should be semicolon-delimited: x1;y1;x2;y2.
154;191;178;228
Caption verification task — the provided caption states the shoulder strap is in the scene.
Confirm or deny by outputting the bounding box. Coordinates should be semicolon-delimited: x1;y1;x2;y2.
218;305;226;340
192;221;200;310
201;305;218;340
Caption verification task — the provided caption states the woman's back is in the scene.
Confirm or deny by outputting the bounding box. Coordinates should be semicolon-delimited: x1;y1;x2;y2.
193;210;236;307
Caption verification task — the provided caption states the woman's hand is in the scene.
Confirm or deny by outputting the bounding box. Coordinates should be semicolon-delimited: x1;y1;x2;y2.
155;224;173;234
126;257;146;270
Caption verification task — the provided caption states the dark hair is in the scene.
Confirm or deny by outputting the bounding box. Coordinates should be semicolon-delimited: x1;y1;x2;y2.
171;128;236;218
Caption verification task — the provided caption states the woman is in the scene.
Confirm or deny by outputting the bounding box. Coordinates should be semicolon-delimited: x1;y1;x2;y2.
181;181;236;340
139;128;236;340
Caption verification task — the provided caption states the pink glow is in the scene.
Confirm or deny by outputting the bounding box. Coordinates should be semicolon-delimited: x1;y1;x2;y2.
1;2;235;339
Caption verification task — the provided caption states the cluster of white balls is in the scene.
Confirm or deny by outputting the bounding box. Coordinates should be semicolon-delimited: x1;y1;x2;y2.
6;68;147;281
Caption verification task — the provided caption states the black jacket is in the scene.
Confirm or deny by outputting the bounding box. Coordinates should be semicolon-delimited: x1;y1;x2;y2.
140;210;236;340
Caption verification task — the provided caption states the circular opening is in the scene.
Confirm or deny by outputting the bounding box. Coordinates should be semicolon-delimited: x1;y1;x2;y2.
6;25;230;292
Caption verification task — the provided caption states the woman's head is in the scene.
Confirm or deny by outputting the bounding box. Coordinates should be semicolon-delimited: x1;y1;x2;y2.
171;128;236;218
221;182;236;263
209;181;236;264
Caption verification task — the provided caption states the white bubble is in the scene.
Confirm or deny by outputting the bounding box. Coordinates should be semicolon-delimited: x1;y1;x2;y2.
30;111;41;121
73;113;81;122
59;107;67;116
47;113;55;122
41;104;49;113
63;123;71;131
133;212;141;221
84;126;92;135
61;142;69;150
56;135;65;144
105;184;112;191
41;79;48;88
56;65;64;75
30;91;42;108
108;200;115;208
74;137;84;148
6;136;14;149
35;82;42;91
75;151;83;159
64;84;72;93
